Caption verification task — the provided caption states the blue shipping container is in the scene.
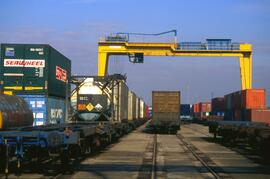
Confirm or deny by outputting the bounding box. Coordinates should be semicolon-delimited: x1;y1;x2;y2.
180;104;192;116
19;95;66;126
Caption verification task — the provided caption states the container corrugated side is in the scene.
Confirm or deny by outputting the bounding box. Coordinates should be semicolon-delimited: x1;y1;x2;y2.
180;104;192;116
135;97;140;120
241;89;266;109
0;44;71;98
19;95;66;126
113;81;128;122
47;45;71;98
139;99;145;119
211;97;225;112
242;109;270;124
128;91;136;121
199;102;211;112
152;91;180;122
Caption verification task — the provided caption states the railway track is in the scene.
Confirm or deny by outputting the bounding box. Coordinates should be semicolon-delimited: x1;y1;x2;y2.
177;133;233;179
182;123;212;137
138;134;157;179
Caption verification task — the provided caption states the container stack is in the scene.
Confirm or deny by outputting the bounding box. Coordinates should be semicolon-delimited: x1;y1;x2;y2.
0;44;71;126
224;89;269;124
211;97;225;116
193;103;200;118
193;102;211;120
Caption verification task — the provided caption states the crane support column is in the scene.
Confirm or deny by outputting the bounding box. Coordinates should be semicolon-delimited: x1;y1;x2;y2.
98;52;108;77
239;54;252;89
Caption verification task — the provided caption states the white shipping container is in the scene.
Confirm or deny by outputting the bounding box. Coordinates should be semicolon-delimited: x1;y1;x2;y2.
135;97;140;119
140;99;145;119
128;91;136;121
113;81;129;122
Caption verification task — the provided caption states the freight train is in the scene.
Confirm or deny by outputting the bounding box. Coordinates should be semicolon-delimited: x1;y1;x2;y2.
0;74;148;173
0;44;148;173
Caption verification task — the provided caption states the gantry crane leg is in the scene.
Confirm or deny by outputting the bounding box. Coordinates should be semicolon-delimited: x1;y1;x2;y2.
98;52;108;77
239;54;252;89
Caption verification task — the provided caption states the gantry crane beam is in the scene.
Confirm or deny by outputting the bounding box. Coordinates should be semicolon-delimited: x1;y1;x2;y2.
98;41;252;89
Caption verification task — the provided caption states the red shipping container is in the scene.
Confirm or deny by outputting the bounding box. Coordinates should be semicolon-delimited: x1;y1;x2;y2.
241;89;266;109
145;105;149;119
242;109;270;125
193;103;199;113
199;102;211;112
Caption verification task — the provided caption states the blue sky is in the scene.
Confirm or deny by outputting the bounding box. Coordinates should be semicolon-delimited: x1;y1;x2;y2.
1;0;270;105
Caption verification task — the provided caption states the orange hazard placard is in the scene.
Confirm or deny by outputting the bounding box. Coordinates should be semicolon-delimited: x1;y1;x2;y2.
77;104;86;111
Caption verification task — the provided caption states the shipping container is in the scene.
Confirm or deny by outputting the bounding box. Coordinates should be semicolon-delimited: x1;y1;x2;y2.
18;95;66;126
225;93;233;110
199;102;211;112
211;97;225;112
151;91;180;133
128;91;136;121
193;103;199;113
0;43;71;98
0;94;33;129
225;89;266;110
225;92;240;110
242;109;270;124
241;89;266;109
114;81;128;122
145;105;149;119
224;109;234;121
232;91;241;109
180;104;192;117
70;77;129;123
135;97;140;120
140;99;145;119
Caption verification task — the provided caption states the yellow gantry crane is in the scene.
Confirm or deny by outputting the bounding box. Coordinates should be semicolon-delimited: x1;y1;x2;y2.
97;30;252;89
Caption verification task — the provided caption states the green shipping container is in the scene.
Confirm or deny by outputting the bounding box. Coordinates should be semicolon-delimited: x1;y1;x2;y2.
0;44;71;98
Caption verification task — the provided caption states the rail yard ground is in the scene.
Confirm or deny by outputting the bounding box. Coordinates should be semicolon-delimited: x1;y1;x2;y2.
1;122;270;179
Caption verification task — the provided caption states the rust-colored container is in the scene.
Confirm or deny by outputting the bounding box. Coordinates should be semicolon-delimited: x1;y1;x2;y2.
241;89;266;109
151;91;180;131
193;103;199;113
199;102;211;112
211;97;225;111
242;109;270;124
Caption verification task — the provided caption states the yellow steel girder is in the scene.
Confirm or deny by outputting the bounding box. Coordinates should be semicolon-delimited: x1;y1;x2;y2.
98;42;252;89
